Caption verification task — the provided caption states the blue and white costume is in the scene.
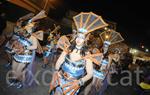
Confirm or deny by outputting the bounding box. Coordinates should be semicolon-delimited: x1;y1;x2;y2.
93;53;110;95
93;57;109;80
43;44;52;58
13;37;35;64
51;55;86;95
5;33;20;53
50;12;108;95
61;55;86;79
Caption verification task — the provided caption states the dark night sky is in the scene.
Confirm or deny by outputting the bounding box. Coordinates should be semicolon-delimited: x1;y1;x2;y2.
0;0;150;49
62;0;150;49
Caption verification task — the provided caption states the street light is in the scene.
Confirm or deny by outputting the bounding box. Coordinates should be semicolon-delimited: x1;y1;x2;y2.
129;48;138;55
145;49;149;52
141;45;144;49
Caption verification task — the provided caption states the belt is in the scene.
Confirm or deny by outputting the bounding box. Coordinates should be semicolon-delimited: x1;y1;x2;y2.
59;70;77;81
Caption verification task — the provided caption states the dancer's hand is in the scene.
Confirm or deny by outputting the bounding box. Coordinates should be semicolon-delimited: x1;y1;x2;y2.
62;80;80;95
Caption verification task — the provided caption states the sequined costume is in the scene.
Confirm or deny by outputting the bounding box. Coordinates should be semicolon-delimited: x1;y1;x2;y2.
5;33;20;54
93;53;110;95
43;44;53;58
13;36;35;64
91;28;124;95
49;12;108;95
61;55;86;79
50;55;86;95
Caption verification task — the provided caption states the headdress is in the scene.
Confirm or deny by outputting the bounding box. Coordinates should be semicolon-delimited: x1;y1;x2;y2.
47;24;61;40
23;10;47;40
18;13;35;21
73;12;108;34
57;12;108;51
72;12;108;42
28;10;47;23
100;28;124;47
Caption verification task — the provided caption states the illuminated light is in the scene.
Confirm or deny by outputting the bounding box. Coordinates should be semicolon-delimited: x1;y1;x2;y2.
104;27;108;30
129;48;138;54
145;49;149;52
108;29;111;32
141;45;144;48
105;35;109;39
134;49;137;53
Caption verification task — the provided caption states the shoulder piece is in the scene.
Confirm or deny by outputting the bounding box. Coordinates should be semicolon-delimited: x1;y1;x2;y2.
83;48;103;65
57;35;71;52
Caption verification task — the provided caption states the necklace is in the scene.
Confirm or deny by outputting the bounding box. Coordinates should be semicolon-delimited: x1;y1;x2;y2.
75;45;82;53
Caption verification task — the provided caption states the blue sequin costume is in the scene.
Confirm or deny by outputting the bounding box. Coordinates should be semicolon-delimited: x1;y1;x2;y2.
51;55;86;95
43;44;52;57
93;56;109;80
5;33;20;53
93;55;110;95
13;37;35;64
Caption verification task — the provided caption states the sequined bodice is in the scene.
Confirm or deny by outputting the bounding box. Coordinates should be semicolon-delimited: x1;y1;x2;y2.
61;55;86;79
18;37;32;47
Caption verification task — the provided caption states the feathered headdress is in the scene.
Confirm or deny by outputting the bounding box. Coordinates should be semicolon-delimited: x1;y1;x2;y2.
57;12;108;51
18;13;35;21
100;28;124;46
47;24;61;40
28;10;47;23
24;10;47;39
73;12;108;34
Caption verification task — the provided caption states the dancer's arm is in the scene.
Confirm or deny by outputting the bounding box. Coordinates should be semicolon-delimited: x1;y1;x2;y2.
107;55;113;70
55;51;67;70
80;58;93;84
26;36;37;50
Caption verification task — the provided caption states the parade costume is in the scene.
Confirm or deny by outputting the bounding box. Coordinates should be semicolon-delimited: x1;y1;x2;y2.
13;35;37;63
42;25;61;68
91;28;124;95
8;11;45;88
49;12;108;95
50;54;87;95
4;33;18;69
4;19;26;69
4;12;35;69
43;25;60;57
43;33;54;58
43;43;53;58
12;10;45;65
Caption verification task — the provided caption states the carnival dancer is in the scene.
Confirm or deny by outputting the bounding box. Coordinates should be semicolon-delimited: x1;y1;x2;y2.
4;13;34;69
110;48;121;74
49;26;61;64
4;20;22;69
49;12;108;95
42;33;54;68
8;10;46;88
89;28;124;95
42;25;60;68
8;22;38;88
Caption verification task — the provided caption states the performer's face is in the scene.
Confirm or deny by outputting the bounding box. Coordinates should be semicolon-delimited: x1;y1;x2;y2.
76;33;85;46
